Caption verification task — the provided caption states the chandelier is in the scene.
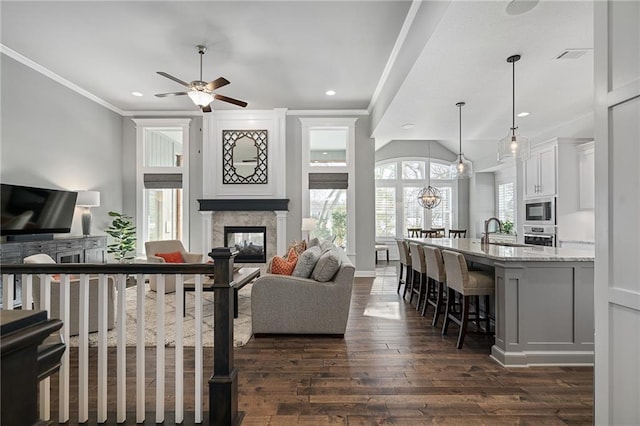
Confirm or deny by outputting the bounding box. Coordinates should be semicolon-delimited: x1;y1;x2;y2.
417;142;441;209
450;101;473;179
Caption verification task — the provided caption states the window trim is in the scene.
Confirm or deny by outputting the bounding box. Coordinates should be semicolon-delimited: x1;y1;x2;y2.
300;117;357;254
134;118;191;254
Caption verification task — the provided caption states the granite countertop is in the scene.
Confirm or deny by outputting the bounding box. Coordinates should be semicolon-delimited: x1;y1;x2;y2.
406;238;595;262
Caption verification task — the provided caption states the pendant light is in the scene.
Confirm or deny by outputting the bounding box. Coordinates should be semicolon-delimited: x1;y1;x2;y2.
497;54;530;162
417;142;442;209
450;101;473;179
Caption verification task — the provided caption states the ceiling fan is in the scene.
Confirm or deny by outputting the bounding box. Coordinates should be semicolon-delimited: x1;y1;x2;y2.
155;45;247;113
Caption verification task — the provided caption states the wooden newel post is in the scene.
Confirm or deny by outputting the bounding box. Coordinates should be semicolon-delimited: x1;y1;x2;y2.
208;247;243;426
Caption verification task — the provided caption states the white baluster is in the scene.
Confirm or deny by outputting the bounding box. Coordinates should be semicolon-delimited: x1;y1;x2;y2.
156;274;165;423
21;274;33;310
3;274;14;310
116;273;127;423
136;273;146;423
78;274;89;423
195;273;203;423
97;274;108;423
175;273;184;423
58;274;70;423
39;274;51;421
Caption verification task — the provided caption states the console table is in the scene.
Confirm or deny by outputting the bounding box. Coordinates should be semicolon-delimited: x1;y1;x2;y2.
0;235;107;308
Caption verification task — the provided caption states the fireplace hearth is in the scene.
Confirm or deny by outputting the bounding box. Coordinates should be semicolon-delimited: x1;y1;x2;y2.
224;226;267;263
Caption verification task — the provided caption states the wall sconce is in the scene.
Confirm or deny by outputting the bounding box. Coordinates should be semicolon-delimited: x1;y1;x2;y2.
76;191;100;236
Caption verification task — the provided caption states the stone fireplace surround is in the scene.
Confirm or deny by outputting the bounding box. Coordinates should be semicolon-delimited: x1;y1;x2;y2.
198;199;289;270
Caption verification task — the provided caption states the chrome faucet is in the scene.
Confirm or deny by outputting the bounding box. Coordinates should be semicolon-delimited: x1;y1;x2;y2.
482;217;503;244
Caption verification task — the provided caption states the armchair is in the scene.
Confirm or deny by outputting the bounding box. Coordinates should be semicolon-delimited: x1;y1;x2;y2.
144;240;203;293
23;253;116;336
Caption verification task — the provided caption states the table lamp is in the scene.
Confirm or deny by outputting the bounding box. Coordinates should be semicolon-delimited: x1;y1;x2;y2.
76;191;100;236
301;217;317;242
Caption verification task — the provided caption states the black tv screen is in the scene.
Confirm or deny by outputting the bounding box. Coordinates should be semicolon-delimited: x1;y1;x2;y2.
1;183;78;236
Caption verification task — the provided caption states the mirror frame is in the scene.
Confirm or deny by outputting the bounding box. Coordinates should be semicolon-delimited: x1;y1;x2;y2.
222;129;268;184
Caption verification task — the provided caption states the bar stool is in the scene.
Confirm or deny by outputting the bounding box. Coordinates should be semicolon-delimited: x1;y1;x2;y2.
396;239;412;297
449;229;467;238
408;242;427;311
422;246;447;326
441;250;495;349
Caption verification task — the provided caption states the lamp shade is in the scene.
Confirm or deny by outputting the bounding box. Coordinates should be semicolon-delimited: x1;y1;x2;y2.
301;217;317;231
76;191;100;207
188;90;214;107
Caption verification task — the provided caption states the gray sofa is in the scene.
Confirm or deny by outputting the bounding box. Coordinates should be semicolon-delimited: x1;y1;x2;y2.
251;246;355;336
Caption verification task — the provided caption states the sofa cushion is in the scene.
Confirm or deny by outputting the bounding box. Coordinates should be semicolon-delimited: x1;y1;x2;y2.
155;251;184;263
312;249;342;282
291;245;322;278
271;248;298;275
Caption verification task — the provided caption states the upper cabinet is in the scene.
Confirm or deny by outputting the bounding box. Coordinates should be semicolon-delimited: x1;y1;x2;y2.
524;143;557;198
577;141;595;210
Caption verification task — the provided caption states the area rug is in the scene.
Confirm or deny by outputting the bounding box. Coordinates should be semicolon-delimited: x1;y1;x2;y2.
68;283;253;348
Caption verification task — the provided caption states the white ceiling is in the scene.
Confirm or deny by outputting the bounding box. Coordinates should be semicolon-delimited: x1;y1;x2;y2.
1;1;594;165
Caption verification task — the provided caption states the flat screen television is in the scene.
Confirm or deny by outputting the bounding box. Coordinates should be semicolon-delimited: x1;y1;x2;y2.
1;183;78;238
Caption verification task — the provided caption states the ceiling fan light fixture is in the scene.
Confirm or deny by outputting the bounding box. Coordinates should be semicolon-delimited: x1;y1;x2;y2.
188;89;214;107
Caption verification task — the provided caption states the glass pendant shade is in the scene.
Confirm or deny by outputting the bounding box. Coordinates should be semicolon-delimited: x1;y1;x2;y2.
450;153;473;179
498;54;530;162
450;101;473;179
417;185;442;209
498;130;530;161
188;90;214;107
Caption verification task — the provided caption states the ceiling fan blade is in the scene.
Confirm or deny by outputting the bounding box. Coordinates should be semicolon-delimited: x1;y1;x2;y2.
205;77;230;92
155;91;188;98
214;94;248;108
157;71;189;87
201;105;212;113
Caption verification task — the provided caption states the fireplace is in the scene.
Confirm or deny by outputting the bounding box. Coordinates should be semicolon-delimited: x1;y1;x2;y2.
224;226;267;263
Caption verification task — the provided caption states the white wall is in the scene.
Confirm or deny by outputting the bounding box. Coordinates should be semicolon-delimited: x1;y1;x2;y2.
1;54;123;238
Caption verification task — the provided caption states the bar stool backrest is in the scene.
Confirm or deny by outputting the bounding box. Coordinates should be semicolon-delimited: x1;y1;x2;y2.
409;243;426;273
424;246;446;282
396;239;410;265
441;250;469;294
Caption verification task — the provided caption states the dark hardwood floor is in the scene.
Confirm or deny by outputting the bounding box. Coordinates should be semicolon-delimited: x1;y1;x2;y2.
49;262;593;424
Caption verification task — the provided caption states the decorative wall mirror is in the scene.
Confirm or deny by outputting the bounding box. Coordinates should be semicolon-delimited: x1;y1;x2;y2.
222;129;268;184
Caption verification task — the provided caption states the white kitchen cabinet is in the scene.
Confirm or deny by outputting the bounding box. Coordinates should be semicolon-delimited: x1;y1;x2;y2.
577;141;595;209
524;143;556;198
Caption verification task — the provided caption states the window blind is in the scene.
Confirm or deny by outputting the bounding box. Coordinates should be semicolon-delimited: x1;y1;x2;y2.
143;173;183;189
308;172;348;189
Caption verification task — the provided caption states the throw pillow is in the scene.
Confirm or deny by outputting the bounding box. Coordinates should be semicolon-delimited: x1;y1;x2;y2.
287;240;307;257
291;245;322;278
320;240;336;251
312;249;342;282
155;251;184;263
308;237;320;248
270;248;298;275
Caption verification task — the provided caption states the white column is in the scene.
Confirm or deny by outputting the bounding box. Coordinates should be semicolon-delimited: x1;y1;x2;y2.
275;210;288;256
201;211;213;258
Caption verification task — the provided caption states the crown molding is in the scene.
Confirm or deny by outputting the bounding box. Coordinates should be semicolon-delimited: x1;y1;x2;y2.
287;109;369;116
1;43;124;116
122;110;202;117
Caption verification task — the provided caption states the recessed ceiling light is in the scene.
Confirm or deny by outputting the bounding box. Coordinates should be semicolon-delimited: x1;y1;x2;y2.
401;123;415;129
517;111;530;117
505;0;539;15
131;91;143;97
325;90;336;96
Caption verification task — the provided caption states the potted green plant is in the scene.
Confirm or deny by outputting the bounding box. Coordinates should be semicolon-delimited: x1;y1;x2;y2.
105;211;136;262
502;220;515;235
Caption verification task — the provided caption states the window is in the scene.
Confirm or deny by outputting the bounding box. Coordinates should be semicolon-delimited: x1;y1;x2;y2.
134;119;191;254
498;182;515;224
375;158;458;239
375;187;396;237
300;118;357;253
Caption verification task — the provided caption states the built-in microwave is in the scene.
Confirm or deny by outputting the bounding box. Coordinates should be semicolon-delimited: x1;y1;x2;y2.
524;197;556;225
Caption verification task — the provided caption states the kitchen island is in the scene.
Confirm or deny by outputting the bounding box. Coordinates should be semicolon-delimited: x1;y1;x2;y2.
407;237;594;367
